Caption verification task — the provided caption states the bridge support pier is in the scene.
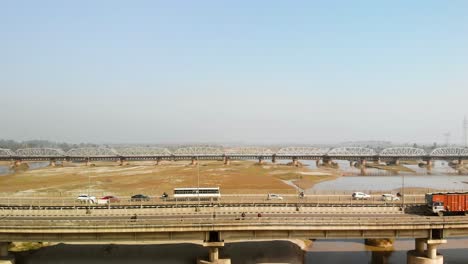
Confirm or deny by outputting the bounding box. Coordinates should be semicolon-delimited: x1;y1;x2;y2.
407;239;446;264
292;157;299;167
49;159;56;167
0;242;15;264
395;159;400;166
191;157;198;166
258;157;264;165
199;231;230;264
426;160;433;173
322;159;332;166
316;160;321;167
13;160;21;168
155;158;161;165
119;158;127;166
223;157;230;165
271;155;276;164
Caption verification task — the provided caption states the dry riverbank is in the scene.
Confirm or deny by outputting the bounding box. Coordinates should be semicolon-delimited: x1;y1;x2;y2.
0;160;339;196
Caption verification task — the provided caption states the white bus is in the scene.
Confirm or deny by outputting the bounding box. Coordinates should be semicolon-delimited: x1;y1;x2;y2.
173;187;221;200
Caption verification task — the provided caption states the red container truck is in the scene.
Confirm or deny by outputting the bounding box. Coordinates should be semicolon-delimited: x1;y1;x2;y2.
425;192;468;216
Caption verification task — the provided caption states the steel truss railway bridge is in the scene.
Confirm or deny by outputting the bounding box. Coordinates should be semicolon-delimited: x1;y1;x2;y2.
1;146;467;168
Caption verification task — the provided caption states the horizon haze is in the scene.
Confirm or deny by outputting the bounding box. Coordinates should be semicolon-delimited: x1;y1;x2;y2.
1;1;468;145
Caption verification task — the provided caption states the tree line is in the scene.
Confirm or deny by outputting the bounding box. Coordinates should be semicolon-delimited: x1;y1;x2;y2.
0;139;98;151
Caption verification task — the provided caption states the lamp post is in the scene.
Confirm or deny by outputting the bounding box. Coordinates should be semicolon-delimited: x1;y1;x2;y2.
401;172;405;210
198;158;200;204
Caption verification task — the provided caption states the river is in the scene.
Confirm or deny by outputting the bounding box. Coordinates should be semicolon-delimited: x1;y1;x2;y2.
11;239;468;263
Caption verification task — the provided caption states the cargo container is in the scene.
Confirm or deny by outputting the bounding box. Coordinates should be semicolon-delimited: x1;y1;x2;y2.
425;192;468;216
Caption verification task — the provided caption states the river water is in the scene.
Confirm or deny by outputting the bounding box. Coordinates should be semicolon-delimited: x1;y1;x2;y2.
0;162;49;176
11;239;468;264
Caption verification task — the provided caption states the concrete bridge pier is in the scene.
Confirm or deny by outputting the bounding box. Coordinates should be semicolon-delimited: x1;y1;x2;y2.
360;166;367;176
407;239;446;264
223;156;230;165
198;232;230;264
394;159;400;166
12;160;22;168
322;159;332;166
49;159;56;167
155;158;161;166
316;160;321;167
0;242;15;264
191;157;198;166
118;158;127;166
271;155;276;164
292;157;299;167
85;158;91;166
258;157;264;165
426;160;433;173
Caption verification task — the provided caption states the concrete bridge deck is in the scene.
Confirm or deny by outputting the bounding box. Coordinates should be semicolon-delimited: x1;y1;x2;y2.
1;206;466;264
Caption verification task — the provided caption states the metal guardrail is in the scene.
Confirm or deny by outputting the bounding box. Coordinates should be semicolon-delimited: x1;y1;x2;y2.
0;215;465;228
0;195;425;208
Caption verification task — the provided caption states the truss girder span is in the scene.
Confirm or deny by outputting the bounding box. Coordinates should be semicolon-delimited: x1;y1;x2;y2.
15;148;65;157
66;147;118;157
115;147;172;157
379;147;426;157
277;147;330;156
0;148;15;157
430;147;468;157
327;147;377;156
225;147;273;156
173;147;223;156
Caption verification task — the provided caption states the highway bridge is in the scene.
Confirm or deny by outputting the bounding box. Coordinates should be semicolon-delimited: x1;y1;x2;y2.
1;146;468;168
0;202;466;264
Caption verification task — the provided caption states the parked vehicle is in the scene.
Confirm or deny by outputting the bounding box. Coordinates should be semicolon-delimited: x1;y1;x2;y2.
426;192;468;216
98;195;120;204
131;194;151;202
352;192;371;200
267;193;283;200
381;193;400;201
76;194;96;204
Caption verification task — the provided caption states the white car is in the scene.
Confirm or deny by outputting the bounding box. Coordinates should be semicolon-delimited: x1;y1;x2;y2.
267;194;283;200
76;194;97;204
381;194;400;201
352;192;371;200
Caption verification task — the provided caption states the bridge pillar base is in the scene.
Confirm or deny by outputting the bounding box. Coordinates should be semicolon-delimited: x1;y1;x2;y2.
407;239;446;264
223;157;230;166
198;242;230;264
407;250;442;264
49;160;56;167
13;160;21;168
0;242;14;264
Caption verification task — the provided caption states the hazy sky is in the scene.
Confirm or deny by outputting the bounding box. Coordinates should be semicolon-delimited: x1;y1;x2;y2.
1;1;467;145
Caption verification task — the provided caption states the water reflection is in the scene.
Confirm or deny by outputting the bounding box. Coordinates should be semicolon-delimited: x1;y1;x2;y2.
11;239;468;264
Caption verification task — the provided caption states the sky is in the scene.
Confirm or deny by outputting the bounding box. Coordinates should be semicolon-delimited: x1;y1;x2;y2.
1;1;467;145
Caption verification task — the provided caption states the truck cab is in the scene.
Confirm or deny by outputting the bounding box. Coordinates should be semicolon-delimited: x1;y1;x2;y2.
431;201;445;216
